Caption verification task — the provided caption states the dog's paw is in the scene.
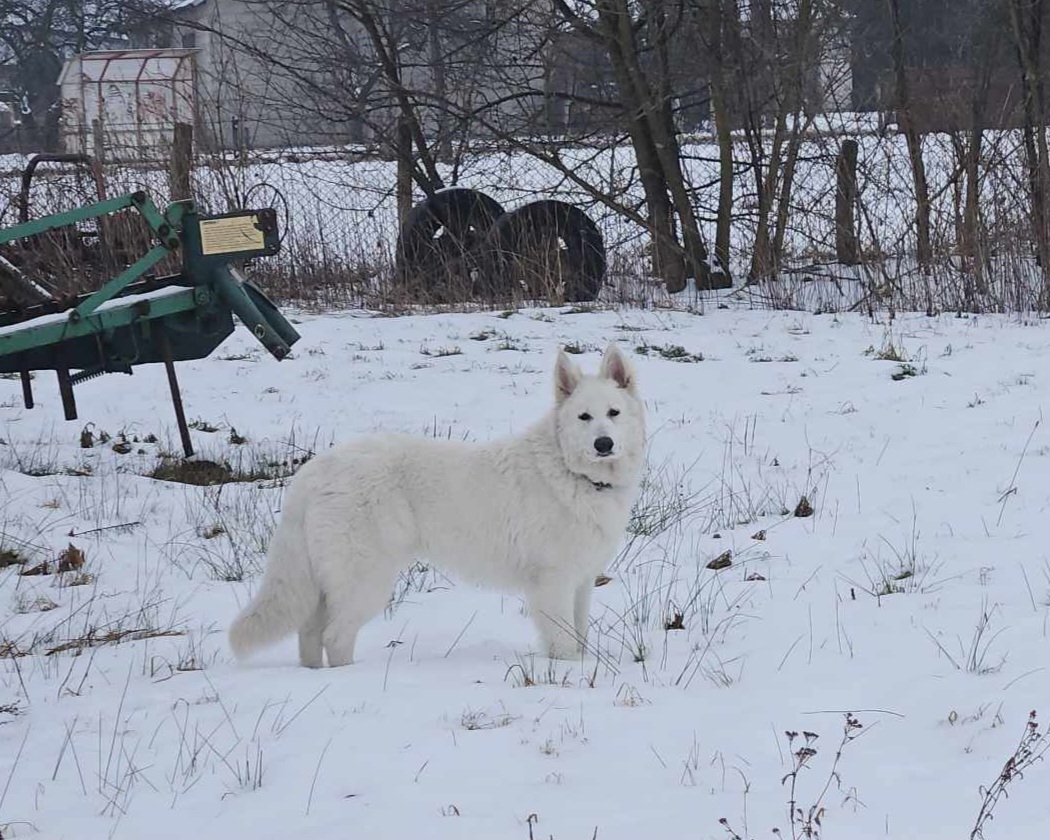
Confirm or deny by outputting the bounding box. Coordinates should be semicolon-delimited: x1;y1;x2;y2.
546;641;582;661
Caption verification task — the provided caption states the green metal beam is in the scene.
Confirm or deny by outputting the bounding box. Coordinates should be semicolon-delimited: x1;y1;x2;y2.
210;265;295;360
0;192;184;252
0;193;141;246
0;288;199;357
147;198;191;249
0;192;297;381
72;245;172;319
157;199;193;234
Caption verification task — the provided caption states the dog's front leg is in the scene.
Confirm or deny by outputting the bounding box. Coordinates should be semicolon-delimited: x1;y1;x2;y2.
527;579;581;660
572;581;593;652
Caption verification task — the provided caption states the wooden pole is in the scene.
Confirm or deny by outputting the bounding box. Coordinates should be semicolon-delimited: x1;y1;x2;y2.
170;122;194;202
835;139;859;266
91;119;106;164
396;116;413;227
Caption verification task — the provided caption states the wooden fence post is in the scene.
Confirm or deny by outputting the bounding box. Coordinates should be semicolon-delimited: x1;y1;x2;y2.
91;119;106;164
835;138;859;266
170;122;194;201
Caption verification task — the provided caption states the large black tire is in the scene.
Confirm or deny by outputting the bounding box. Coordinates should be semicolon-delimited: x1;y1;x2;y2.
394;188;505;303
481;200;606;303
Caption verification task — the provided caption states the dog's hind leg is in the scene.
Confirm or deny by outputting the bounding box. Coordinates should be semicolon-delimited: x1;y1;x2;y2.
298;597;326;668
319;557;399;667
320;616;358;668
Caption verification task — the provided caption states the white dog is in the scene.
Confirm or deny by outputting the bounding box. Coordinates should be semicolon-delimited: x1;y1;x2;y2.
229;343;646;667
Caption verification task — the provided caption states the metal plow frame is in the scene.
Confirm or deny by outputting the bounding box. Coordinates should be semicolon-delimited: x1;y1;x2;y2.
0;190;300;456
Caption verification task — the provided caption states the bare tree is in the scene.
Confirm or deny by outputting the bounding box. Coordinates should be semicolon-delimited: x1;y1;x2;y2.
693;0;735;284
956;0;1009;301
887;0;933;271
730;0;831;285
1007;0;1050;295
173;0;536;215
0;0;161;149
170;0;730;291
552;0;719;291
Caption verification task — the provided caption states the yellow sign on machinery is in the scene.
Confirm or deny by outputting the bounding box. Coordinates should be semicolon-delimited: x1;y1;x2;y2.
199;214;265;255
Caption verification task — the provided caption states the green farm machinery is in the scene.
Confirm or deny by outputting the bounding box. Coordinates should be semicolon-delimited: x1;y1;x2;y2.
0;174;300;457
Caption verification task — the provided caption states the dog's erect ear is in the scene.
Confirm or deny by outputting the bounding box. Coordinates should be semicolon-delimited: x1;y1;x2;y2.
555;348;583;403
599;343;636;393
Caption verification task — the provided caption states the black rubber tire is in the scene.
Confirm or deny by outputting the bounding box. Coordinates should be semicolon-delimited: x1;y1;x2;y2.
394;188;505;302
481;200;605;303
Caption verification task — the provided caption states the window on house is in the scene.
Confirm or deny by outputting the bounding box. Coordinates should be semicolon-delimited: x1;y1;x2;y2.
182;31;197;49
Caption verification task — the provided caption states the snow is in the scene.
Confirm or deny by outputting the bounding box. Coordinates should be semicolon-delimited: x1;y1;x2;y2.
1;300;1049;839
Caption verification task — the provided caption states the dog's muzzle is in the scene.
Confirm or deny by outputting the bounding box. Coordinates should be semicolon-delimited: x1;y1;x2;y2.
594;436;614;456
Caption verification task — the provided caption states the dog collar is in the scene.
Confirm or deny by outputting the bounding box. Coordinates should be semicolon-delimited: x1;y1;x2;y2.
591;480;613;491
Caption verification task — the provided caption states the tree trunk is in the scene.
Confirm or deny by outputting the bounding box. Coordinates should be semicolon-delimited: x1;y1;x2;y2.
748;108;787;283
353;2;444;194
960;7;1002;298
582;0;720;291
771;112;806;279
707;0;734;283
962;80;989;297
426;0;452;161
888;0;932;271
741;0;784;284
712;95;734;282
770;0;814;276
396;116;414;226
596;0;687;290
645;2;717;288
635;120;688;291
1008;0;1050;295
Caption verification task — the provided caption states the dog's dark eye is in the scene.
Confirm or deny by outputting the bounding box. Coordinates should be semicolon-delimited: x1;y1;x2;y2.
578;412;593;421
607;408;620;418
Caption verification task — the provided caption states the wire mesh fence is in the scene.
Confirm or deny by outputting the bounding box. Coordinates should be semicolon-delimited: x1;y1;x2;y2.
2;117;1050;315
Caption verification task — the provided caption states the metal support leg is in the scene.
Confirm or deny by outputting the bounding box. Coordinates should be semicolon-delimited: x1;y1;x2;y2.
155;323;193;458
54;349;77;420
19;364;33;409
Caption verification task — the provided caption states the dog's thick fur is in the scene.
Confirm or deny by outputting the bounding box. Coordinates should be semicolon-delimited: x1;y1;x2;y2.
229;343;645;667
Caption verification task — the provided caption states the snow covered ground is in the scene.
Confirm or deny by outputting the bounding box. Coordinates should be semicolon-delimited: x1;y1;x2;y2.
1;300;1049;839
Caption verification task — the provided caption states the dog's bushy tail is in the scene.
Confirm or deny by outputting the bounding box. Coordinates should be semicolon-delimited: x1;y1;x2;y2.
229;526;316;660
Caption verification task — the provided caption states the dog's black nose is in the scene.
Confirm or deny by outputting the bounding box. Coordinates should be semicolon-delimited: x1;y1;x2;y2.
594;436;614;454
